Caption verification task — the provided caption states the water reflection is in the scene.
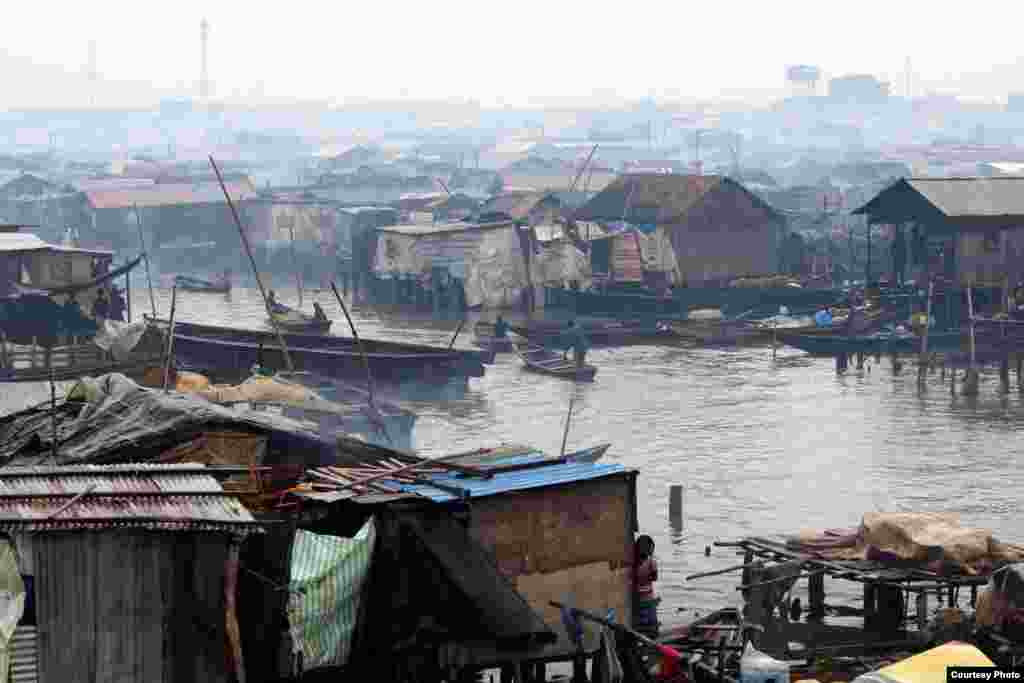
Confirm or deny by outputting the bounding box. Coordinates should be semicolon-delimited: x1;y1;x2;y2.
109;286;1024;629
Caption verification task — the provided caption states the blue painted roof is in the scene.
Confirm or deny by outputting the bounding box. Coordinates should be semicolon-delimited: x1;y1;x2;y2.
392;461;629;503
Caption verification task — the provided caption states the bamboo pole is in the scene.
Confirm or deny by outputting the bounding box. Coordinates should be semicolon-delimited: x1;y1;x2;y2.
134;203;157;318
686;563;760;581
918;279;933;384
209;155;294;372
288;225;303;308
447;320;466;349
559;394;576;458
49;366;58;461
162;284;178;393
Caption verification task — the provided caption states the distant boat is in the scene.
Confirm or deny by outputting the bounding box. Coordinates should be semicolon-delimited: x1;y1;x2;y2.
511;337;597;382
267;301;333;334
174;274;231;293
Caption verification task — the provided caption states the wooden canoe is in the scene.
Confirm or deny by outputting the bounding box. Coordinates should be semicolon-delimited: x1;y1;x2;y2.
174;275;231;293
511;338;597;381
267;303;333;334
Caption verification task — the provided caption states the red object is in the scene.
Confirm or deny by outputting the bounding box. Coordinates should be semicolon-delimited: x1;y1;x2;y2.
656;644;685;680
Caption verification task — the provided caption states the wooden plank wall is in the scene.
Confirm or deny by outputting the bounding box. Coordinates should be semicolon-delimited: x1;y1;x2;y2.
33;531;231;683
468;474;636;656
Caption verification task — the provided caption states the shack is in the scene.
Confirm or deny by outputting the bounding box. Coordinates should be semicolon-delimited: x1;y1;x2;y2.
372;219;532;310
575;174;786;287
81;178;257;257
279;439;639;682
0;174;90;244
0;463;263;683
853;177;1024;300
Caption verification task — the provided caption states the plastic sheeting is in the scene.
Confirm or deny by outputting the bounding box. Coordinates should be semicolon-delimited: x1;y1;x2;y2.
0;540;25;683
531;240;592;289
287;518;376;673
0;373;325;466
92;320;150;361
464;227;531;309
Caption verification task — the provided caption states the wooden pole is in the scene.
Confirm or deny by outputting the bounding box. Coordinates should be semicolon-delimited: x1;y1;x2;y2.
163;284;178;393
49;366;58;461
225;540;247;683
134;203;158;318
685;563;760;581
209;155;294;371
966;284;979;396
559;394;576;458
448;320;466;349
125;267;131;323
918;279;933;384
289;225;303;308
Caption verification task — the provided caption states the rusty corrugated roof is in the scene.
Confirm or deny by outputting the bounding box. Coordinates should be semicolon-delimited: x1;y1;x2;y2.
0;463;260;532
854;177;1024;222
85;179;256;210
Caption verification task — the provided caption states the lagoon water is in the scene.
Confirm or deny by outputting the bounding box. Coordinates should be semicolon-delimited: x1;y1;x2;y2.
9;282;1024;630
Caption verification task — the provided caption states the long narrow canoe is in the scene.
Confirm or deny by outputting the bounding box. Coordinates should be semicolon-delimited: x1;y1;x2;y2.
511;338;597;382
776;330;968;355
174;275;230;293
144;316;494;382
268;303;332;334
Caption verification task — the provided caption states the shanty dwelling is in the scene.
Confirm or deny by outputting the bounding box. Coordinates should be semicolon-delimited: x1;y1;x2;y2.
574;173;786;287
0;174;90;244
240;197;343;286
372;220;535;311
276;438;639;683
853;177;1024;326
322;206;399;302
80;178;257;264
0;463;263;683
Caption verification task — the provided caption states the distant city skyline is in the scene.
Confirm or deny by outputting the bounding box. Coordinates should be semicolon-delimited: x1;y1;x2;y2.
1;1;1023;108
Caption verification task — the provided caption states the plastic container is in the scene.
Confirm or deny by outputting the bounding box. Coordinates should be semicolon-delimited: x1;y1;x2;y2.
740;641;791;683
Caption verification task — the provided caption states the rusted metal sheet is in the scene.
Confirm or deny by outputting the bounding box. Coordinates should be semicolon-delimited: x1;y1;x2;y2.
0;464;260;532
612;231;644;282
85;180;256;210
10;625;38;683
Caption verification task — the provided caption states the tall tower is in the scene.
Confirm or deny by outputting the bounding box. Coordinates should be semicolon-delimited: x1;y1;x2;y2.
86;40;98;106
199;18;210;99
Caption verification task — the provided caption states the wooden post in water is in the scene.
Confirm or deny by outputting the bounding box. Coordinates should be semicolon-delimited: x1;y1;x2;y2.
918;280;933;385
965;285;979;396
669;485;683;529
209;155;294;372
125;267;132;323
162;284;178;393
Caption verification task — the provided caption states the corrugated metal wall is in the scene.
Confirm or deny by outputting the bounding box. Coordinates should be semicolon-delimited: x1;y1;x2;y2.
612;231;644;282
9;626;38;683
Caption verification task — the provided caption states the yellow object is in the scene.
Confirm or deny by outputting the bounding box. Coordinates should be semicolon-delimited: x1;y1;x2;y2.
175;371;211;392
911;313;929;327
870;642;994;683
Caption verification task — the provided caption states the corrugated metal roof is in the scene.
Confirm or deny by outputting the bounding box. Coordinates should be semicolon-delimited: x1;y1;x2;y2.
376;219;515;236
907;177;1024;217
0;463;260;532
0;233;113;255
85;180;256;210
576;173;724;224
396;461;629;503
300;460;629;505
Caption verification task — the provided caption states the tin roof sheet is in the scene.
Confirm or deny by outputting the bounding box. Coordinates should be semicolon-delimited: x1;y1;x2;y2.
376;219;515;236
396;461;629;502
0;463;259;532
85;180;256;210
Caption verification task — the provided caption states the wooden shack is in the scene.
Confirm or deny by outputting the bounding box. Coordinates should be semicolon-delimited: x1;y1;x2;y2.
292;440;639;680
0;463;262;683
575;173;785;286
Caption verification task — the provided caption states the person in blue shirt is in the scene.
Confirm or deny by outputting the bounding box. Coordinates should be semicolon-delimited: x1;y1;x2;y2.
493;315;509;339
814;306;833;328
563;320;590;368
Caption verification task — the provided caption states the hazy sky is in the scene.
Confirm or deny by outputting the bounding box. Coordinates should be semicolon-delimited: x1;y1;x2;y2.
2;0;1023;104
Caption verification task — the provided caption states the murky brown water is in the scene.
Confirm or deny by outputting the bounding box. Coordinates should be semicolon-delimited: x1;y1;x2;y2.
11;282;1024;629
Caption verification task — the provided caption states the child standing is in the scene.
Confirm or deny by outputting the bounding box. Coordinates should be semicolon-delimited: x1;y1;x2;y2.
633;535;660;641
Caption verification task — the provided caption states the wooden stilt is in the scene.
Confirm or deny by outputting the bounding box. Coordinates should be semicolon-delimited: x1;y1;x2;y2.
965;285;979;396
808;572;826;621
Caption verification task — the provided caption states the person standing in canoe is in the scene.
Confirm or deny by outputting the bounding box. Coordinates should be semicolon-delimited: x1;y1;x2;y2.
563;319;589;368
493;314;509;339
